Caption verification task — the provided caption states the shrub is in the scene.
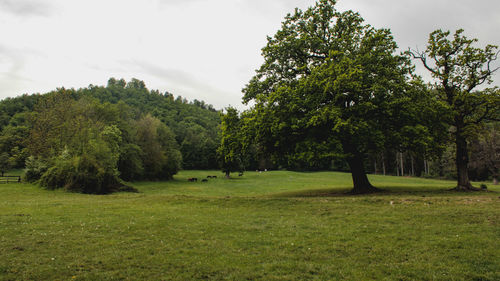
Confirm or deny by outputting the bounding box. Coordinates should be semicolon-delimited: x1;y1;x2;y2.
39;158;74;189
24;156;48;182
38;135;138;194
69;154;123;194
39;155;136;194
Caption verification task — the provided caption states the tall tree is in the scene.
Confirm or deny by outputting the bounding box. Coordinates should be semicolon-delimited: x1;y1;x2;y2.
135;114;181;180
410;29;500;190
27;89;77;159
218;107;244;178
242;0;412;193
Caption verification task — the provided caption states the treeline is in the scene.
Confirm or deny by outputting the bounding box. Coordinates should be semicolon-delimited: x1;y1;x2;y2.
0;78;220;193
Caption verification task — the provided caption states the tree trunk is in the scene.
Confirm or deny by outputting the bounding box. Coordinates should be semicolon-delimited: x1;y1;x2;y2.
346;154;379;194
382;153;386;176
492;166;499;185
342;141;379;194
411;155;414;176
396;153;400;177
400;152;404;176
453;129;478;191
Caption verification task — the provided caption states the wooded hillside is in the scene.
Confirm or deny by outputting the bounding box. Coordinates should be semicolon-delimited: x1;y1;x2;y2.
0;78;220;193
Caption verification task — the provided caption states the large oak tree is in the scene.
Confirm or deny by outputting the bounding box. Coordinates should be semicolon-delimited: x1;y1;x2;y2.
242;0;413;193
410;29;500;190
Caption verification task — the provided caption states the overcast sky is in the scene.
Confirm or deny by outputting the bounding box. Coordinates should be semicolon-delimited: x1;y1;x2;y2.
1;0;499;109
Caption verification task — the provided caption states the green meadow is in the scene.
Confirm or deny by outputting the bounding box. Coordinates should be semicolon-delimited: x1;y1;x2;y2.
1;170;499;280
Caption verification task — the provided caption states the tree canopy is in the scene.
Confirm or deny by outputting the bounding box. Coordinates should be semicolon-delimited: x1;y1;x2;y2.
218;107;245;177
410;29;500;190
242;0;419;193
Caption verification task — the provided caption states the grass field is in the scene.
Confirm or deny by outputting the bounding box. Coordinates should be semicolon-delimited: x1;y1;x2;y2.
1;170;499;280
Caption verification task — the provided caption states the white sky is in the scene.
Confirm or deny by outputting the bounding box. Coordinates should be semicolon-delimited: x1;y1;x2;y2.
1;0;499;109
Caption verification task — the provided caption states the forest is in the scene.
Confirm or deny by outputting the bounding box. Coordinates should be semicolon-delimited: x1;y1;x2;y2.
0;0;499;194
0;78;220;193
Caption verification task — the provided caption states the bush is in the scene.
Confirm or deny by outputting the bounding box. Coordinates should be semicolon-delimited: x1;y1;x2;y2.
39;158;74;189
24;156;48;182
39;154;137;194
68;154;124;194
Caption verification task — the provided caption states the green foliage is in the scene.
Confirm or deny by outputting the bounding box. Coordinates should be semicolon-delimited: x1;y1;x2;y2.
67;154;125;194
39;155;74;190
135;114;181;180
81;78;221;170
0;78;219;193
242;0;414;192
0;94;41;131
35;124;139;194
27;89;78;159
285;139;341;171
0;114;30;168
218;107;245;176
410;29;500;189
23;89;178;193
0;78;220;178
390;80;450;157
0;152;12;175
23;156;48;182
36;122;129;194
469;122;500;182
118;143;144;181
39;154;131;194
180;124;218;169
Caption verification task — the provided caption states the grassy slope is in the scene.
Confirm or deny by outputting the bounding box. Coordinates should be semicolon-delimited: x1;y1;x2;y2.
0;170;498;280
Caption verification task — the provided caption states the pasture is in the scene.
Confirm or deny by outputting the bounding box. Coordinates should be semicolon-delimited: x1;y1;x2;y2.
1;170;498;280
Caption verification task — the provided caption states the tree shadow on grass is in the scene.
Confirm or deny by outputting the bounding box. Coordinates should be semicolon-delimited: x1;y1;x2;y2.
270;186;496;198
270;187;356;198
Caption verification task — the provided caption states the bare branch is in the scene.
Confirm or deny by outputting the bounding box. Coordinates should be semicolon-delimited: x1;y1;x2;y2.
408;48;438;76
465;50;500;92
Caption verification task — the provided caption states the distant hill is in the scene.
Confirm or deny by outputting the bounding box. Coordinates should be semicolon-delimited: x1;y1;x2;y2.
0;78;221;171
